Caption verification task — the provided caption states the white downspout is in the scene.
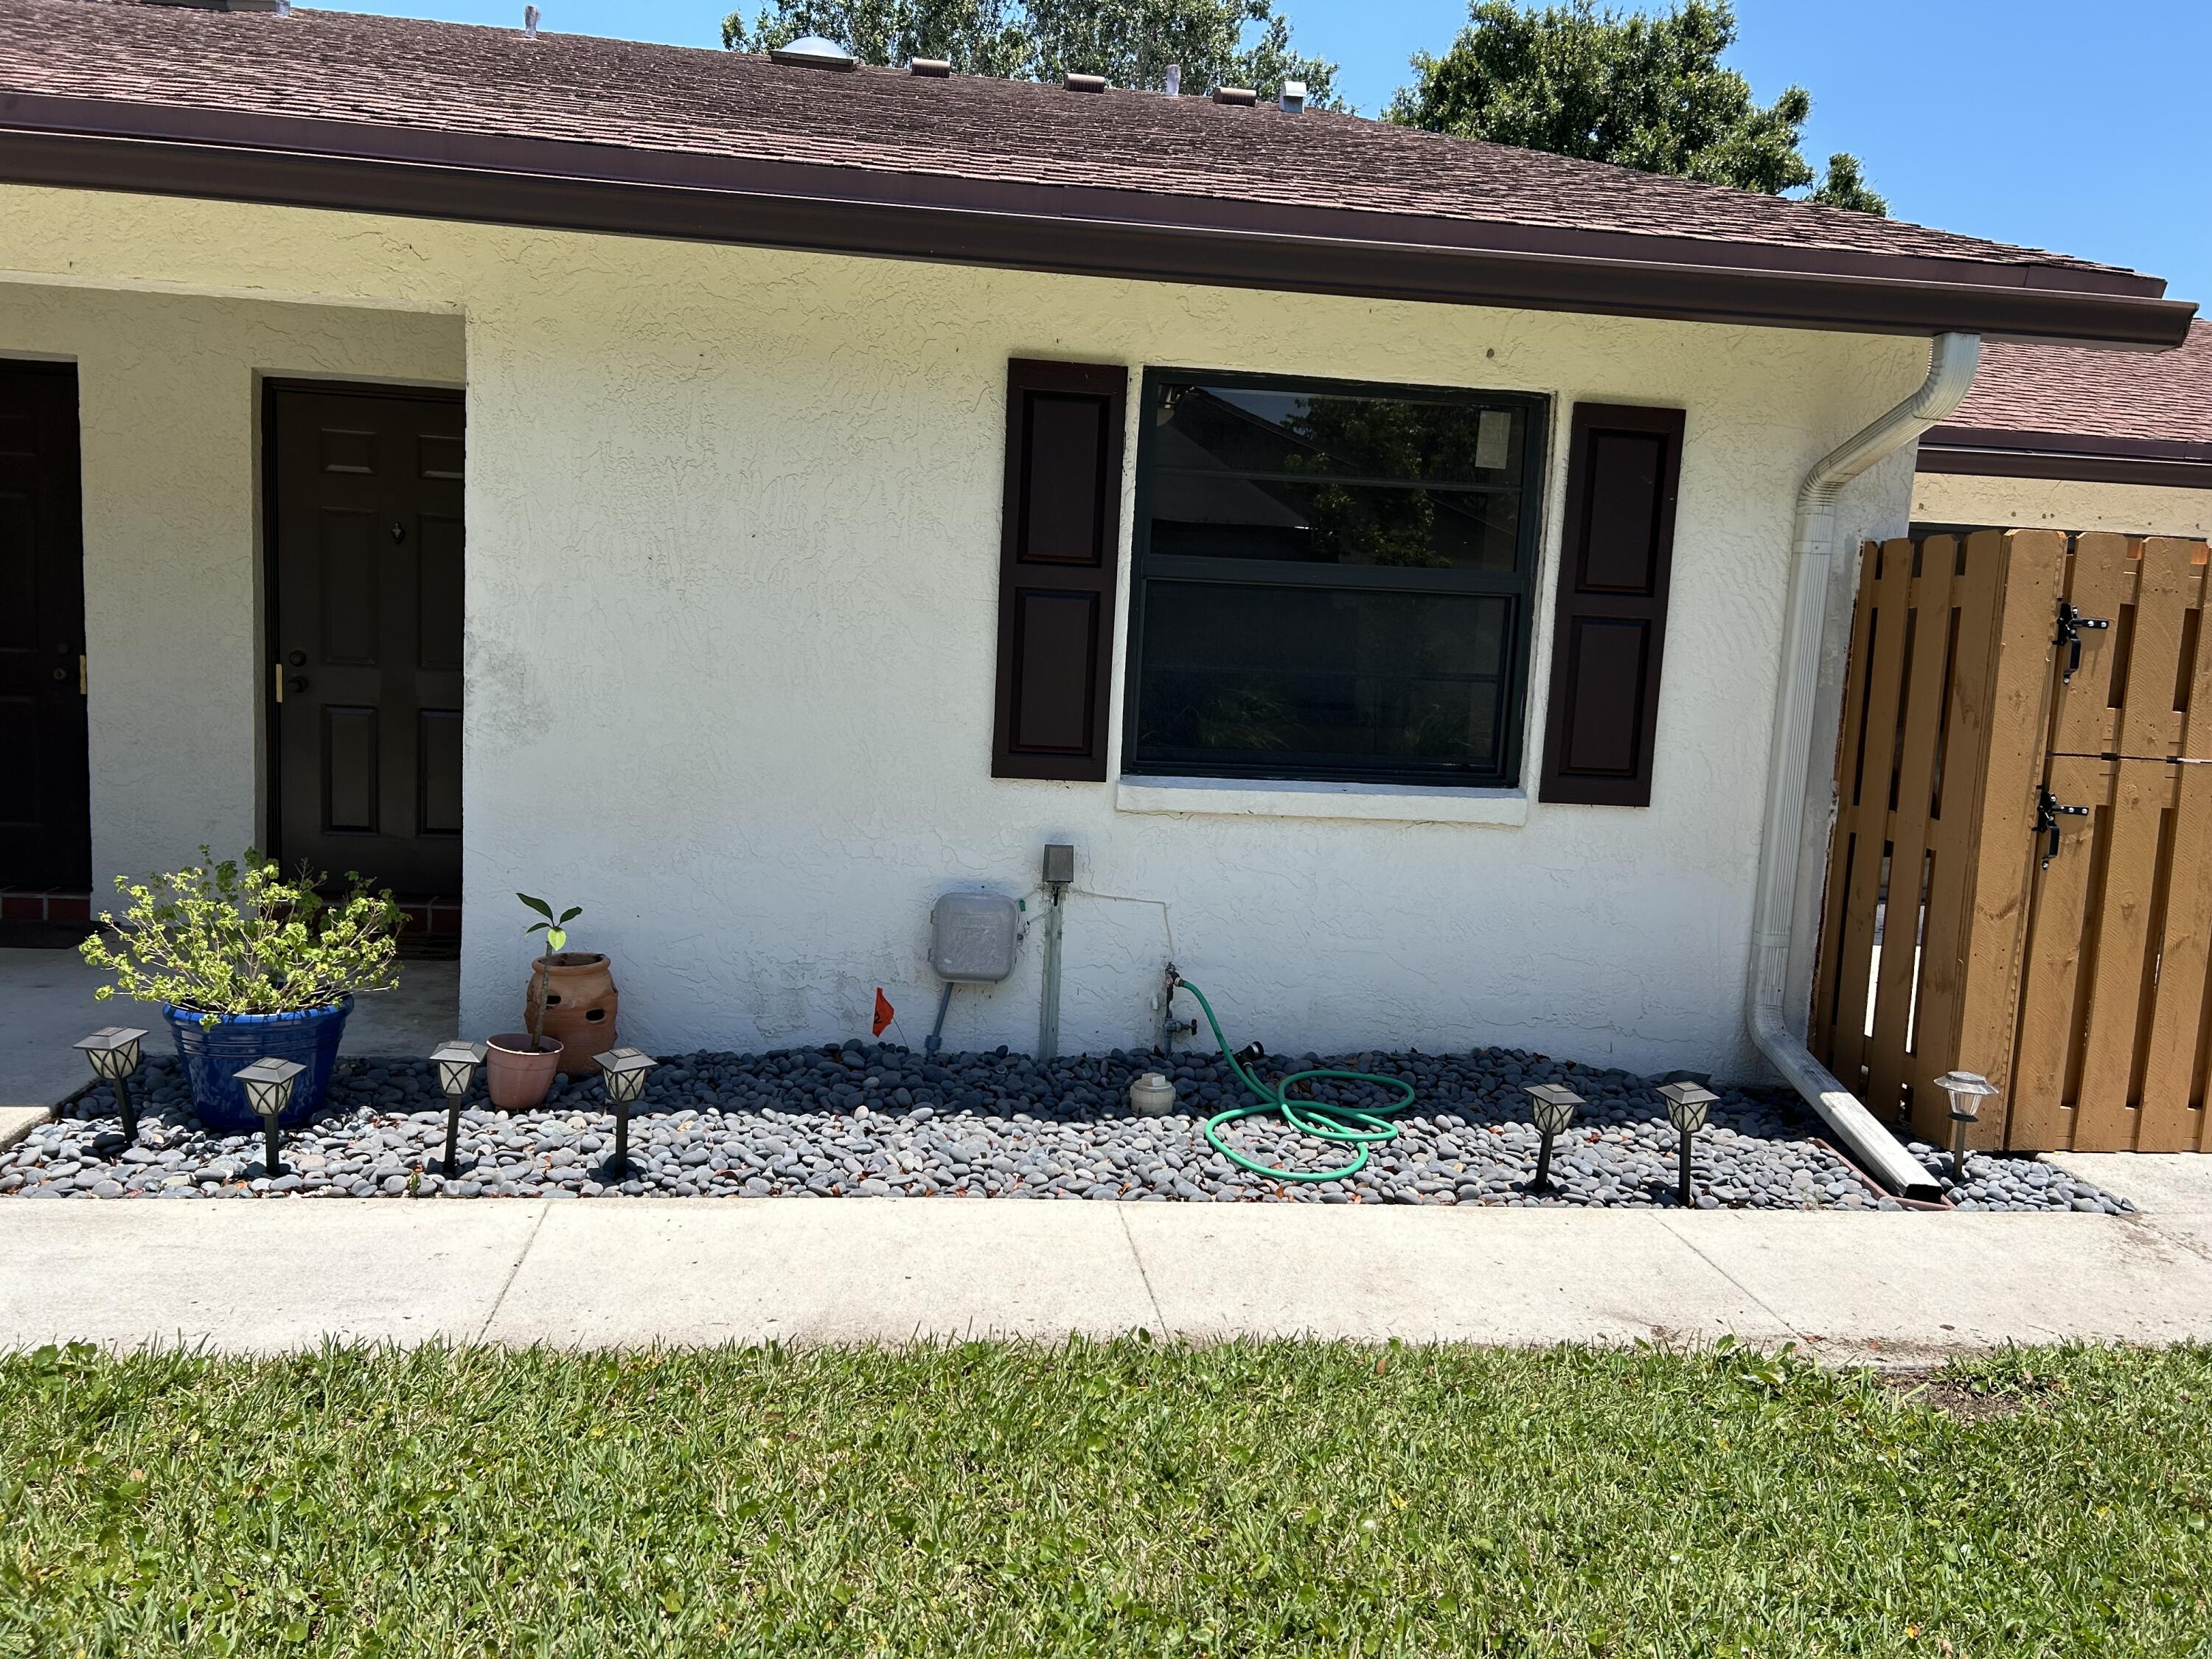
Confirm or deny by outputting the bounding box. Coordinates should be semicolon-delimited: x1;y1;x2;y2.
1747;331;1980;1199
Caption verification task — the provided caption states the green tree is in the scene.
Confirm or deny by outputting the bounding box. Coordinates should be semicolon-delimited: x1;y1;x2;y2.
1388;0;1885;214
723;0;1340;104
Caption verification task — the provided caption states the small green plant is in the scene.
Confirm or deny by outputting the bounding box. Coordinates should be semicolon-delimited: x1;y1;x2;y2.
79;848;402;1027
518;894;582;1051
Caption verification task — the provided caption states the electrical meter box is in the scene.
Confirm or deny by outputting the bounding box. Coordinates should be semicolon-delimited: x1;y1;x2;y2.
930;891;1020;984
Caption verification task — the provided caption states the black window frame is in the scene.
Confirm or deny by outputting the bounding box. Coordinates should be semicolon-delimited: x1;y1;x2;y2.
1121;367;1551;790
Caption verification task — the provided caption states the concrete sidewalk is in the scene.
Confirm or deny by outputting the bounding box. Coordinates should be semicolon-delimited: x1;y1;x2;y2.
4;1194;2210;1362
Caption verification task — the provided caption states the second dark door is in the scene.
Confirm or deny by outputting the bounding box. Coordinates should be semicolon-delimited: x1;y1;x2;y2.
0;361;89;892
269;383;464;896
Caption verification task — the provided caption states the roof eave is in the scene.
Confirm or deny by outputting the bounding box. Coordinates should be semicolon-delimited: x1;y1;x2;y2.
1920;425;2212;490
0;93;2194;349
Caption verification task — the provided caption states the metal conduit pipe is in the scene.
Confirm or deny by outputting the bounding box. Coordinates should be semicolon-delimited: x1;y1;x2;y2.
1747;331;1981;1200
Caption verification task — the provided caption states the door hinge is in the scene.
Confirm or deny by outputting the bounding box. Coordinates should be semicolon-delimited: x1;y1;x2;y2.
2035;785;2089;869
2055;598;2110;684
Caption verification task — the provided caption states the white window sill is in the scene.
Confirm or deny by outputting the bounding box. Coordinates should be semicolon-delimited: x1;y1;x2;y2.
1114;775;1528;827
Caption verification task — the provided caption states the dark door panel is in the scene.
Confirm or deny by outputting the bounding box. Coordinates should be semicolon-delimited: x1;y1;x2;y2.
0;362;89;891
270;384;463;896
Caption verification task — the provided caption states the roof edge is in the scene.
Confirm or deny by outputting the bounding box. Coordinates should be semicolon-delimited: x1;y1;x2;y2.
1920;425;2212;490
0;93;2194;348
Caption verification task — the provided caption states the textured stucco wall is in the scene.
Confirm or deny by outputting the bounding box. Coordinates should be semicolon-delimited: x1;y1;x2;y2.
0;187;1927;1076
0;281;463;889
1913;469;2212;538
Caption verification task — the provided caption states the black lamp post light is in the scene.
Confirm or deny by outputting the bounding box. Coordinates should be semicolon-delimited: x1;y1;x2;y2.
1934;1069;2000;1186
234;1057;305;1178
1657;1080;1719;1208
597;1046;658;1177
74;1026;148;1143
1523;1082;1583;1194
431;1040;487;1179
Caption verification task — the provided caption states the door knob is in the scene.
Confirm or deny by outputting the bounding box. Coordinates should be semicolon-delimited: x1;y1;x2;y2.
287;675;309;695
50;666;68;682
288;650;307;667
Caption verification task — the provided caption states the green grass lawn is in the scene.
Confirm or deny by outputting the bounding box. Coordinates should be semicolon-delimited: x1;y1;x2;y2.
1;1340;2207;1657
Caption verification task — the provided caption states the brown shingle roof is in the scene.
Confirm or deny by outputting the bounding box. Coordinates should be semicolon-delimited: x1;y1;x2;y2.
1944;321;2212;445
0;0;2193;345
1920;321;2212;486
0;0;2135;273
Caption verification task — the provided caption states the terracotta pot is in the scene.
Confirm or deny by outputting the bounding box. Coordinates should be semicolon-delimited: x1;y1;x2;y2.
485;1032;562;1110
524;952;621;1077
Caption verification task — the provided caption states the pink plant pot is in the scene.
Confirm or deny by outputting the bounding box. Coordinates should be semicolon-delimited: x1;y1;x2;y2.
484;1032;562;1110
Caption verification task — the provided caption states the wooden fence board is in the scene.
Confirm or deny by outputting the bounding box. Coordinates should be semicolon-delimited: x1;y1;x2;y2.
2138;762;2212;1152
1865;546;1958;1119
2070;759;2169;1150
2051;533;2133;759
2179;542;2212;762
1911;532;2008;1141
1954;532;2066;1148
2119;540;2197;759
2008;754;2110;1150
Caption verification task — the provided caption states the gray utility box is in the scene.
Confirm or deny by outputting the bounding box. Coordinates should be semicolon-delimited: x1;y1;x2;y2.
930;891;1020;984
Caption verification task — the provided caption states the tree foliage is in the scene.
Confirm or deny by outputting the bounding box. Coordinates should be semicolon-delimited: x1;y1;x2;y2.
1389;0;1885;214
722;0;1340;104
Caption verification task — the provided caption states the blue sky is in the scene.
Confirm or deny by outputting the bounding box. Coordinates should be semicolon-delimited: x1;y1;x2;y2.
334;0;2210;307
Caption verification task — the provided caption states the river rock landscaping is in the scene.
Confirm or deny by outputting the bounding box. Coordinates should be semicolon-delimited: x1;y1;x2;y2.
1;1043;2135;1211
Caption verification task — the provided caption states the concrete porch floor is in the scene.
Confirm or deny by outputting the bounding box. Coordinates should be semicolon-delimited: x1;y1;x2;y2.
0;947;459;1116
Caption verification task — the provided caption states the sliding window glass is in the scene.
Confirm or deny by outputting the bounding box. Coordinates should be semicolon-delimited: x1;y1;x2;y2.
1124;372;1546;787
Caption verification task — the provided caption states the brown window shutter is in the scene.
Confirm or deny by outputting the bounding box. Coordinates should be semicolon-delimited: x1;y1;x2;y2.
992;358;1127;780
1538;402;1686;807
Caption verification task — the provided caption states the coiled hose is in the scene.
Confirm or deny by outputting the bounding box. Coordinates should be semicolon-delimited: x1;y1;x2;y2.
1174;977;1416;1183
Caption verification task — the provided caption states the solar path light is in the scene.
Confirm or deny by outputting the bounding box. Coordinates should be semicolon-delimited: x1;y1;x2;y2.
431;1040;487;1179
234;1057;305;1179
74;1026;148;1143
1657;1080;1719;1209
597;1046;658;1177
1933;1070;2000;1188
1523;1082;1583;1194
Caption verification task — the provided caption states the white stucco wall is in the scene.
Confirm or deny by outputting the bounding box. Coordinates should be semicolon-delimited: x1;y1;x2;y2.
1913;469;2212;538
1;186;1928;1077
0;282;463;887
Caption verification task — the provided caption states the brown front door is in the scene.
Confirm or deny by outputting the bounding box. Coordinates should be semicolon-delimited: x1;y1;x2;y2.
268;383;464;897
0;361;89;891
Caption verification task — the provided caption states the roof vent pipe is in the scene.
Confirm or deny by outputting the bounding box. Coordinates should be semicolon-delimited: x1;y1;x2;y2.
1747;330;1980;1200
909;58;951;77
522;4;538;38
1280;80;1306;113
1211;85;1257;105
1065;72;1106;93
1164;64;1181;97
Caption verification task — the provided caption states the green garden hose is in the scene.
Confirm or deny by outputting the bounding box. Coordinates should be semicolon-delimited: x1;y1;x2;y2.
1173;977;1416;1183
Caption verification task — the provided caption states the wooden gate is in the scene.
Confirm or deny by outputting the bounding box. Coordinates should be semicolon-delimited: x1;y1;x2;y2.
1811;529;2212;1152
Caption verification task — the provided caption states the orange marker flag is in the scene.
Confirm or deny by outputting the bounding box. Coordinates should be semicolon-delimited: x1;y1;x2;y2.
872;988;895;1038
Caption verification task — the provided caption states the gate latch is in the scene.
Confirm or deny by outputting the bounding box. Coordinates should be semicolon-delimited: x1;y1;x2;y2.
2056;598;2110;684
2035;785;2090;868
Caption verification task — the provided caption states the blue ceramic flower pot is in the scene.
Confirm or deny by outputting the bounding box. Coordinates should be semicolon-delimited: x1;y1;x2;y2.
164;998;352;1133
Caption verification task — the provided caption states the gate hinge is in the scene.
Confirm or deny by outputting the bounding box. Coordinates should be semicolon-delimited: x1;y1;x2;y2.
2035;785;2089;868
2056;598;2110;684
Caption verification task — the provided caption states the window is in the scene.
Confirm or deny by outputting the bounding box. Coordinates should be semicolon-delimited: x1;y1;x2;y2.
1123;372;1547;787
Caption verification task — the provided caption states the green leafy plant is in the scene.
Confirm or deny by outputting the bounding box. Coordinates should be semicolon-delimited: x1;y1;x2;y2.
78;849;402;1027
518;894;582;1051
